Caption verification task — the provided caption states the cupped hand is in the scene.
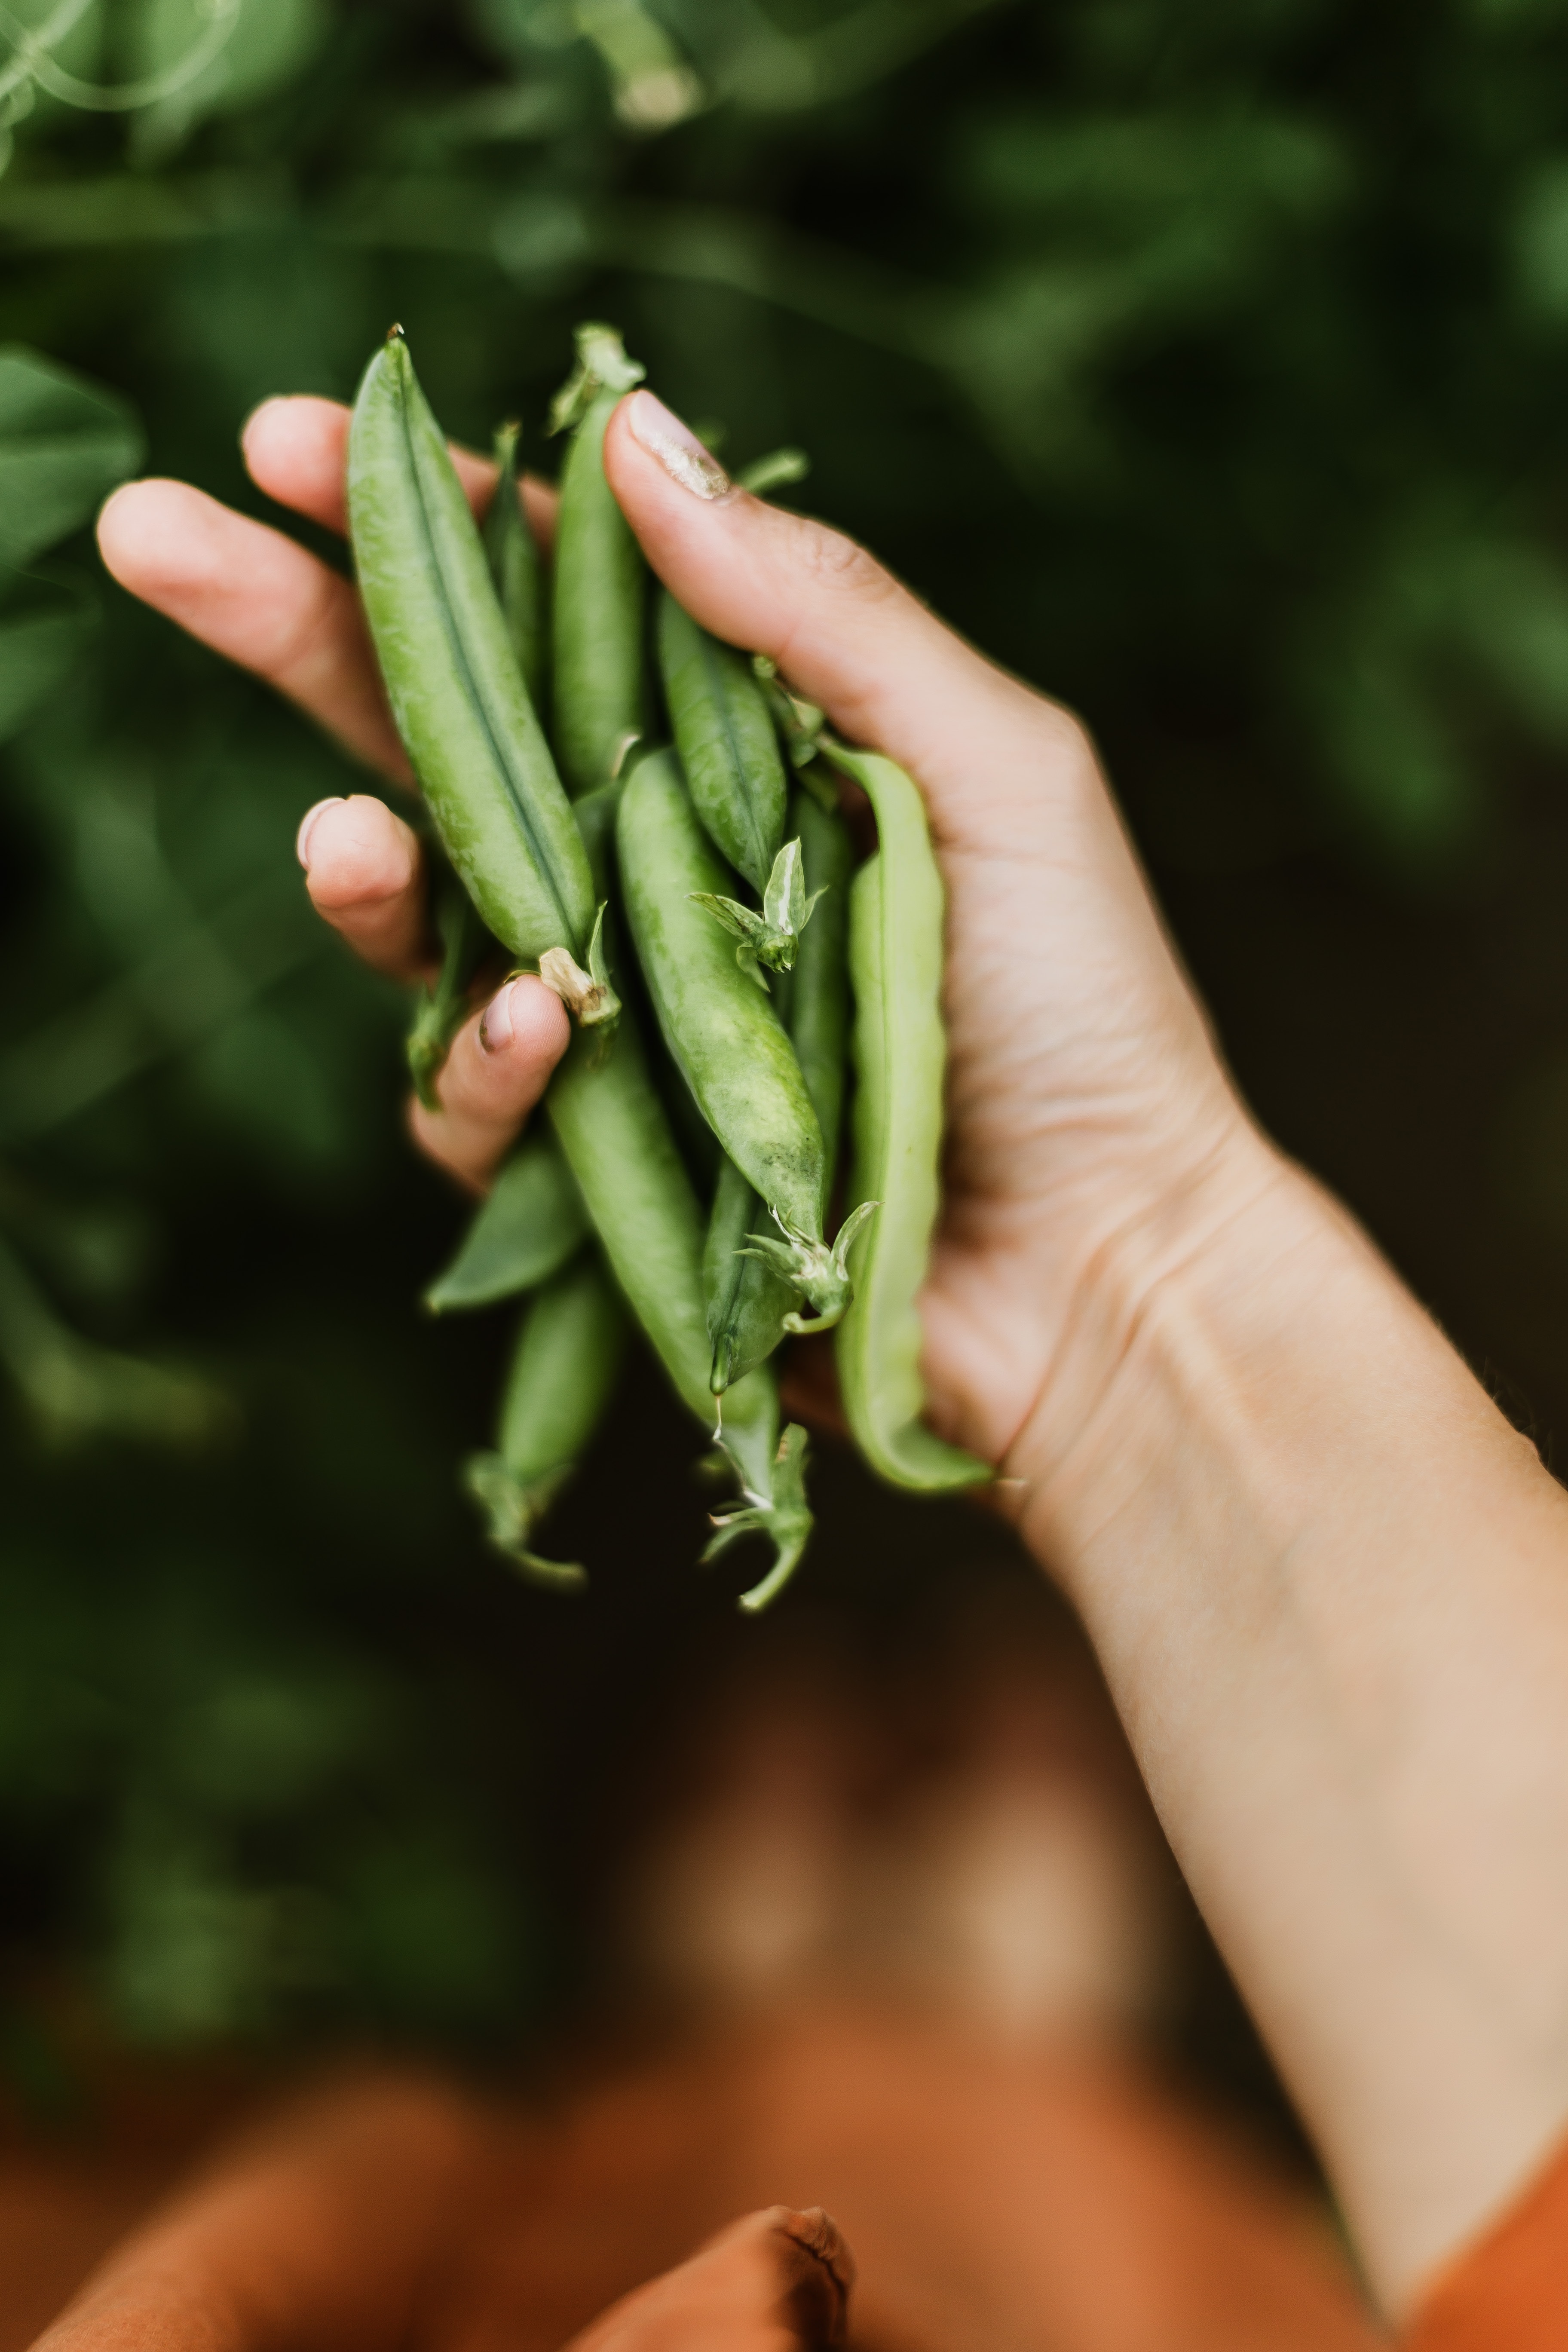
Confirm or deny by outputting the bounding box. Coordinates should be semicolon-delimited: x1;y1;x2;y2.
98;387;1274;1479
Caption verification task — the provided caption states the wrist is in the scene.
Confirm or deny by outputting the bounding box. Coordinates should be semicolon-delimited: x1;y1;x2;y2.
1007;1114;1568;2305
1007;1122;1371;1593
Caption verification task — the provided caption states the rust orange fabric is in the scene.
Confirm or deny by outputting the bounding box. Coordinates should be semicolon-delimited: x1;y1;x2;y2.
1406;2133;1568;2352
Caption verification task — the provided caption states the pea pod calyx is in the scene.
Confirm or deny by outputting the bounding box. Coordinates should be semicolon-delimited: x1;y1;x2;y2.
704;1420;813;1613
548;321;645;437
740;1197;879;1333
537;900;620;1030
689;836;826;982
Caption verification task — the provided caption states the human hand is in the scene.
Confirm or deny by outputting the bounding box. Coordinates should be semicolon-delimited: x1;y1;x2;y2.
98;386;1269;1470
99;385;1568;2305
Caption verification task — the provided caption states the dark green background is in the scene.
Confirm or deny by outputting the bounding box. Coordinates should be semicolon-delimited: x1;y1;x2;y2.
4;0;1568;2131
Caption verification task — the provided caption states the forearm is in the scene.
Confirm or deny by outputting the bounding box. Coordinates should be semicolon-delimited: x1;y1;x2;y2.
1016;1128;1568;2310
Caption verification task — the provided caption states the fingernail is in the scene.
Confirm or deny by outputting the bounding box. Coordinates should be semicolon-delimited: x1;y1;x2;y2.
625;390;731;501
295;797;344;869
479;979;517;1055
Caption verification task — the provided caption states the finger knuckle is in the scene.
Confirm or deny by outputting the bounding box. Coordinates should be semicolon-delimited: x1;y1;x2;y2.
796;519;897;607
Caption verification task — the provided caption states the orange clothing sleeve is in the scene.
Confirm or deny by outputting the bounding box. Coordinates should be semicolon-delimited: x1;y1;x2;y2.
1407;2136;1568;2351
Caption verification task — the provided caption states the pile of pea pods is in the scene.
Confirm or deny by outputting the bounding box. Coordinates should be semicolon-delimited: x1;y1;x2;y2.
347;322;990;1611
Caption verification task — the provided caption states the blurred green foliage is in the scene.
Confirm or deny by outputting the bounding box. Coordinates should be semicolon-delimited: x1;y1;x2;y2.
7;0;1568;2073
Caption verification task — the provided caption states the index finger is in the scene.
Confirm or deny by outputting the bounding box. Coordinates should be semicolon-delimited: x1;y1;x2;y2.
242;395;560;551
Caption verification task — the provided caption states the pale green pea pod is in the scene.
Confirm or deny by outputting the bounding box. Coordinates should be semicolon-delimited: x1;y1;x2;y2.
618;751;863;1327
549;324;648;796
704;1155;799;1395
465;1251;627;1589
425;1130;588;1313
658;589;786;893
544;1008;813;1604
828;746;990;1493
347;333;616;1030
783;790;852;1173
484;419;548;720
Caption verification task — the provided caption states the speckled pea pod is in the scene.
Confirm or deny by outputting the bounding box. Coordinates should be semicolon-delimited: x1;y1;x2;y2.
347;333;614;1026
464;1251;627;1589
484;420;548;720
617;751;865;1327
549;324;648;796
658;589;786;892
827;744;990;1493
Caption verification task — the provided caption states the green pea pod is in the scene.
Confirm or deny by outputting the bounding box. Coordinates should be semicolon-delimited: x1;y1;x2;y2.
573;774;625;899
407;875;486;1112
425;1130;588;1313
704;796;848;1394
827;748;989;1492
484;420;548;720
347;334;612;1023
704;1155;799;1394
549;324;648;796
658;589;786;893
545;1008;812;1604
784;790;852;1173
618;751;861;1326
465;1251;627;1589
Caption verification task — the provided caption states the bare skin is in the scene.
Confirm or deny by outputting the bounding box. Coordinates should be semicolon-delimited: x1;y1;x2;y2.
96;386;1568;2315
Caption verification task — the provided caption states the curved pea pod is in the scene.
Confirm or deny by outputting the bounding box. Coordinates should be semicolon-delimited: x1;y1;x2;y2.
425;1130;588;1313
704;1155;799;1394
618;752;860;1326
658;589;786;893
704;797;848;1394
465;1252;627;1589
544;1009;813;1603
347;334;614;1028
784;791;852;1173
827;746;991;1494
484;420;548;720
549;323;648;796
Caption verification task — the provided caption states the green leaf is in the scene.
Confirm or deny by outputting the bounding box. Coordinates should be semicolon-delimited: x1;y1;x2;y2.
0;576;92;744
0;347;142;571
424;1136;589;1313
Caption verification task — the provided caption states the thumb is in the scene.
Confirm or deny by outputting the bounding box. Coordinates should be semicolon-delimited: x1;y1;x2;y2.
602;391;1089;850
